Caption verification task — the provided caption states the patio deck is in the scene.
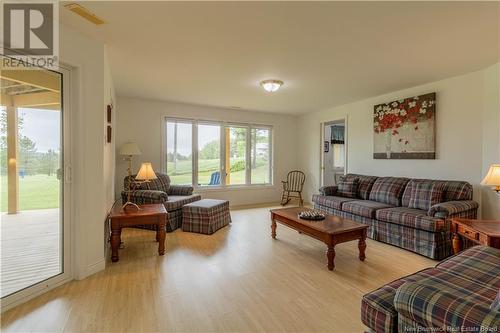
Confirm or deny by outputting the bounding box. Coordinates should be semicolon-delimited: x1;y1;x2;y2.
1;209;61;298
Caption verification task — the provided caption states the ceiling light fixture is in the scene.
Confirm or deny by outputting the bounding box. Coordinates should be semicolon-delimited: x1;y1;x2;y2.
260;79;283;93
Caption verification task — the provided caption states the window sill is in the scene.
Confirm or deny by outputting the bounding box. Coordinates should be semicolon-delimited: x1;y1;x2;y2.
193;184;276;193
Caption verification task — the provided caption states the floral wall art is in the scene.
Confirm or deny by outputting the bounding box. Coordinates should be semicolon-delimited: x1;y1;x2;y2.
373;92;436;159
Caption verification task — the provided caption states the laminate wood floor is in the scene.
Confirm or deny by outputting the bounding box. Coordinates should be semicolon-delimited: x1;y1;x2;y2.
1;206;435;332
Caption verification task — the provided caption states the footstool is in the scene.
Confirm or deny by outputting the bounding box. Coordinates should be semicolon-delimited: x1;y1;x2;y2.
182;199;231;234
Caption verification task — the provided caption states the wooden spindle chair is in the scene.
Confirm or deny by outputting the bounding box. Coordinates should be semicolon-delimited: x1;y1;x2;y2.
281;170;306;206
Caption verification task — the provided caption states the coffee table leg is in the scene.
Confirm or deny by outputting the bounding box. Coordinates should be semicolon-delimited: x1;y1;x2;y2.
358;229;367;261
271;219;277;239
327;245;335;270
358;239;367;261
157;215;166;256
111;225;121;262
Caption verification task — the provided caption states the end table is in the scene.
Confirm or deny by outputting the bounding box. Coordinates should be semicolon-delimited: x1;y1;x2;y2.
108;203;167;262
451;218;500;254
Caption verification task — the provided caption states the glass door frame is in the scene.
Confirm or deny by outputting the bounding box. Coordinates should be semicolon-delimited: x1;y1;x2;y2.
1;64;73;312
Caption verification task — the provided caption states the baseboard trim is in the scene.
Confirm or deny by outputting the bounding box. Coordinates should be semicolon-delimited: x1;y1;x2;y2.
230;201;312;210
76;258;106;280
230;202;280;210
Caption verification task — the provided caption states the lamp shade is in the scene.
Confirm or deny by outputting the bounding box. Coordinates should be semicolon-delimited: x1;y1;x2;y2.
481;164;500;186
119;142;141;156
136;162;157;181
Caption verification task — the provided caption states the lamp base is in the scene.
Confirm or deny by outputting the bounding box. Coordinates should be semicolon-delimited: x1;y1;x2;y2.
122;202;141;212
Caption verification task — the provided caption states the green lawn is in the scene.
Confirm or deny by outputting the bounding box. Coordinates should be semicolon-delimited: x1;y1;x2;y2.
1;174;60;212
0;160;269;212
168;159;270;185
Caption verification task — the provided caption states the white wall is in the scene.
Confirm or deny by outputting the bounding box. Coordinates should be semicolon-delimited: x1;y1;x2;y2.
115;97;297;206
103;46;116;211
481;63;500;219
60;24;115;279
298;65;500;218
103;46;116;259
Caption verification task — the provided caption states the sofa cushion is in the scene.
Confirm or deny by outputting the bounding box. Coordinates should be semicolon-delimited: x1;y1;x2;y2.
163;194;201;211
337;177;359;198
408;181;446;210
361;267;442;333
341;200;393;219
375;207;446;232
394;271;500;331
402;179;473;207
311;194;356;210
341;174;378;200
361;274;410;333
369;177;409;206
436;246;500;287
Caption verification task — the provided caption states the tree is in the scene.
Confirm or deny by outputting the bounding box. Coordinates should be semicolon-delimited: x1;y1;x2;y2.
199;140;220;160
0;108;29;175
18;136;37;175
251;129;269;168
39;149;58;176
230;128;246;158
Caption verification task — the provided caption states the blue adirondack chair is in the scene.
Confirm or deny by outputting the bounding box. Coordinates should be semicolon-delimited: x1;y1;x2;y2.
208;171;221;185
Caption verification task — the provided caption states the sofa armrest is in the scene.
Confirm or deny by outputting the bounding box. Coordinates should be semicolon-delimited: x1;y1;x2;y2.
121;190;168;205
427;200;478;218
319;185;338;196
168;185;194;196
394;282;499;331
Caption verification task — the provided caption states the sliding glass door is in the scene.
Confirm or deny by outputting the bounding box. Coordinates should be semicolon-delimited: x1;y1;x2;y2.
1;63;71;305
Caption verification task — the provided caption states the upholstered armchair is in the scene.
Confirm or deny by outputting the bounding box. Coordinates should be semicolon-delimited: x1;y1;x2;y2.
121;173;201;232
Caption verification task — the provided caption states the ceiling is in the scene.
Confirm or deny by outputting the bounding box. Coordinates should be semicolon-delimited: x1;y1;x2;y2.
60;1;499;114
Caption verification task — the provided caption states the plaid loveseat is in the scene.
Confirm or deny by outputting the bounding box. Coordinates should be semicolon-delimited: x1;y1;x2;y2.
312;174;478;260
361;246;500;332
121;173;201;232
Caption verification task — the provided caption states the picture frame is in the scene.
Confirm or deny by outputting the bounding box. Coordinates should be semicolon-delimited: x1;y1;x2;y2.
107;125;112;143
107;104;112;124
373;92;436;159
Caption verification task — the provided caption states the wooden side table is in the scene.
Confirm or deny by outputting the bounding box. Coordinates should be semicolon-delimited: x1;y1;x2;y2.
451;218;500;254
108;203;167;262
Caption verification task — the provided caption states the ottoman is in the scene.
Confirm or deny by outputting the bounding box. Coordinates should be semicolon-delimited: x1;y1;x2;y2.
182;199;231;234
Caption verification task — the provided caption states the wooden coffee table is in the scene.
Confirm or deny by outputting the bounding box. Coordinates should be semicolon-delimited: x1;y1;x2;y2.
270;207;368;270
108;203;167;262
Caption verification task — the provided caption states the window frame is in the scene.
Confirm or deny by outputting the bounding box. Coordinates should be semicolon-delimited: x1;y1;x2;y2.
163;117;273;190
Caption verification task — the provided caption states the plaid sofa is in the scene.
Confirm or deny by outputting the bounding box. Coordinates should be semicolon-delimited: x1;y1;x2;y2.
312;174;478;260
361;246;500;332
121;173;201;232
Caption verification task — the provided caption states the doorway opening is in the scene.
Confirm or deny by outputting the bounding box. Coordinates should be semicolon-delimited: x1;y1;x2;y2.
321;119;347;186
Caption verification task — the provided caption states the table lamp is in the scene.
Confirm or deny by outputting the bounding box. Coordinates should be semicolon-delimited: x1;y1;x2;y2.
136;162;158;182
481;164;500;193
119;142;141;210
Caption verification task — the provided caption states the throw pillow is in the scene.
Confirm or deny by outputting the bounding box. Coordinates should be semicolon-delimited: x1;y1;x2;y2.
408;181;445;211
337;178;359;198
